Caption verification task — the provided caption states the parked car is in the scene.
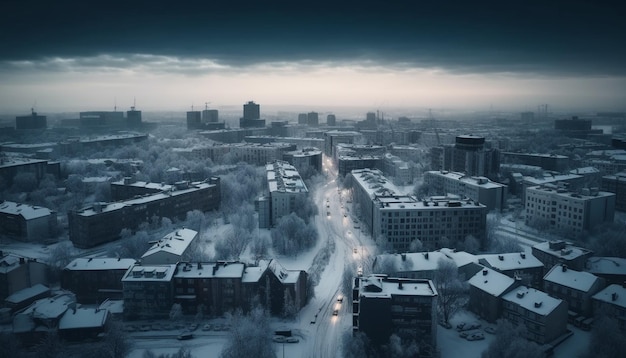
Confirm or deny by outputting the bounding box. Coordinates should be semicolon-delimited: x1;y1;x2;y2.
466;332;485;341
177;332;193;340
484;326;496;334
286;337;300;343
457;322;481;331
202;324;212;331
272;336;287;343
438;320;452;329
188;323;198;331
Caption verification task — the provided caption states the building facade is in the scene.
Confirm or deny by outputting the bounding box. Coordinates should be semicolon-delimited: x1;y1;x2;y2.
61;258;135;304
525;185;615;235
0;201;57;242
258;161;308;228
69;179;220;248
424;170;507;211
543;264;604;316
352;275;438;356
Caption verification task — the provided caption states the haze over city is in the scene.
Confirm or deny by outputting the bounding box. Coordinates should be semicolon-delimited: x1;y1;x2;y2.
1;0;625;113
2;2;626;358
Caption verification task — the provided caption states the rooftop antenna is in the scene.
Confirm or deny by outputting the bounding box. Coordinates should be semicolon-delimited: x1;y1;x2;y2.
191;103;194;111
114;97;117;112
205;101;210;110
131;97;136;111
31;99;37;114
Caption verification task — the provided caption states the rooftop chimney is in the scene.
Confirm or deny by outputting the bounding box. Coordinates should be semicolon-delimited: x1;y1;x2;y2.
534;301;542;308
612;292;618;301
401;253;406;261
562;264;567;272
520;252;526;259
398;281;403;289
498;255;504;261
482;269;488;276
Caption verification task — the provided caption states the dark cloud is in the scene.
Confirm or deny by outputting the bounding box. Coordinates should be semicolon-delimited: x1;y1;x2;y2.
1;0;625;76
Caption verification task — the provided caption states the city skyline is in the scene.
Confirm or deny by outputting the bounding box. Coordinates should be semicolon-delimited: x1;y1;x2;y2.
1;1;624;112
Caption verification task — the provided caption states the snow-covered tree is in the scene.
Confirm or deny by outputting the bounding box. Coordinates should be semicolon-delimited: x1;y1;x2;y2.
482;319;543;358
220;308;275;358
433;258;468;324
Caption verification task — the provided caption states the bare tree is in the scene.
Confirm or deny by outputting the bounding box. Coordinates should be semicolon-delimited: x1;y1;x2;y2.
101;320;133;358
433;258;468;324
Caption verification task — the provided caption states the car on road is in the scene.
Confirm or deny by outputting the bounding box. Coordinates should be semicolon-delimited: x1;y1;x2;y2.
357;266;363;276
332;309;339;316
177;332;193;340
337;294;344;303
353;247;358;254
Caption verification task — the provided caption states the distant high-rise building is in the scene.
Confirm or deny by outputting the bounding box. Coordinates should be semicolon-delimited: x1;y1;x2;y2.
520;111;534;123
326;114;336;126
240;101;265;128
202;109;219;123
186;111;202;129
126;107;142;127
297;113;308;125
366;112;376;123
16;110;47;130
306;112;319;126
243;101;260;120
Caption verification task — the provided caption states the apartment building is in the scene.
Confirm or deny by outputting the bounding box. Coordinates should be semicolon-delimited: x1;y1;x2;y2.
543;264;604;316
592;284;626;331
468;267;520;322
258;161;308;228
61;258;136;304
424;170;507;211
501;286;568;344
141;228;198;265
532;240;593;273
68;179;220;248
352;275;438;356
0;201;57;242
525;185;615;235
122;264;177;319
478;252;544;288
601;171;626;211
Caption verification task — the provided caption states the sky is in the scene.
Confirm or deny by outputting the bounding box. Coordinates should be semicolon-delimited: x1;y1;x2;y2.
1;0;625;114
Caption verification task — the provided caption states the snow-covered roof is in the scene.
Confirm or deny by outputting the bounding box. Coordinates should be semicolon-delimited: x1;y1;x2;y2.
0;253;29;274
0;200;53;220
5;284;49;304
266;160;308;194
122;264;176;282
59;308;108;330
174;261;244;279
544;265;600;292
350;168;400;198
0;157;48;168
478;252;543;271
241;263;268;283
426;170;506;189
502;286;563;316
375;249;478;274
469;267;517;297
586;257;626;276
359;275;437;298
141;228;197;259
19;293;75;320
65;257;136;271
268;259;301;284
592;284;626;309
532;241;592;261
98;299;124;315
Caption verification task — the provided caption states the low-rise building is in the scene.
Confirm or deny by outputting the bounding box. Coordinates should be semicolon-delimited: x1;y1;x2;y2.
58;307;109;341
601;171;626;211
0;201;57;242
69;179;220;248
478;252;544;288
0;252;48;301
62;257;136;304
122;264;176;319
532;240;593;273
586;257;626;286
468;267;520;323
543;264;605;316
592;284;626;331
141;228;198;265
501;286;568;344
352;275;438;356
372;249;481;281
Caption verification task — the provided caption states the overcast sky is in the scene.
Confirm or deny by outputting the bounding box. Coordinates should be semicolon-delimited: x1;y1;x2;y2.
1;0;624;113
